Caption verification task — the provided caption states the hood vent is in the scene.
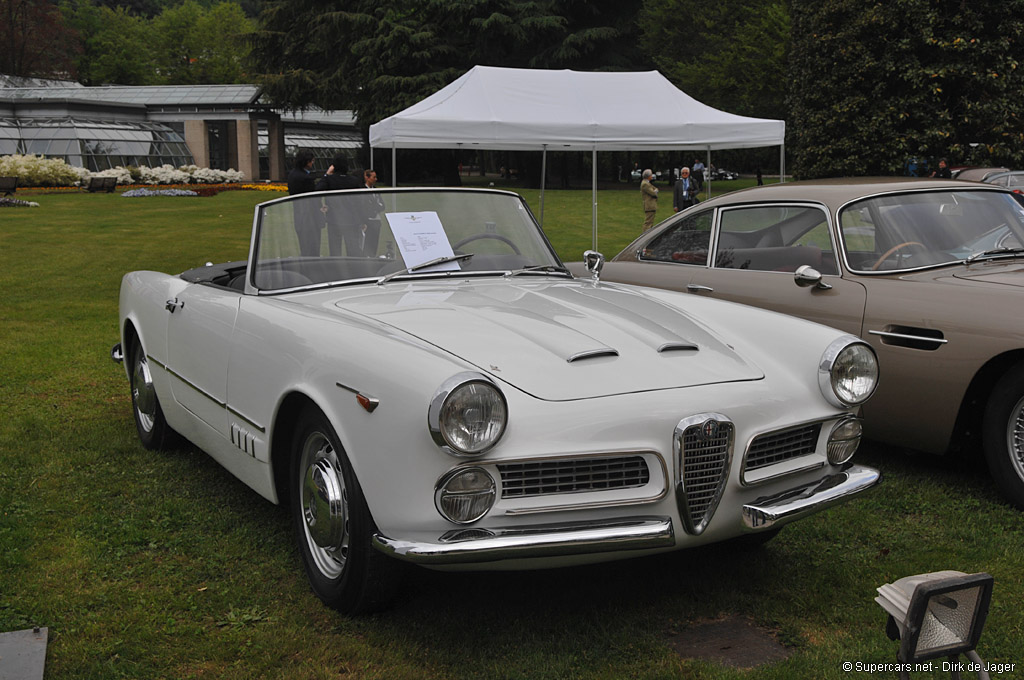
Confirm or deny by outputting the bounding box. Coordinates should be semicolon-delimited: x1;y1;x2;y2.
658;342;699;353
568;348;619;363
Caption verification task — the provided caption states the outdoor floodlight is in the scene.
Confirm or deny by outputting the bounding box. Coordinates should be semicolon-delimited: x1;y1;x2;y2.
875;570;994;674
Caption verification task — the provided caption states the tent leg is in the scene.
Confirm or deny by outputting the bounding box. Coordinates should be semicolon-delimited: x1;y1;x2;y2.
592;148;598;251
706;148;712;199
540;146;547;227
780;144;785;183
392;145;397;187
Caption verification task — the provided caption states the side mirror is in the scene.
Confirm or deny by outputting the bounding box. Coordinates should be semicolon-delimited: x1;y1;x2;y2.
583;250;605;281
794;264;832;290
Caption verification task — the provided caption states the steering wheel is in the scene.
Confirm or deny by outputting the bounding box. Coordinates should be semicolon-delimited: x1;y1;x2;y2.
452;233;522;255
871;241;925;270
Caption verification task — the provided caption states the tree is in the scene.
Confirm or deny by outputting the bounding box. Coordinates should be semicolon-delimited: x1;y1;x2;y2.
788;0;1024;178
1;0;80;77
151;0;253;84
250;0;647;131
64;2;155;85
638;0;790;121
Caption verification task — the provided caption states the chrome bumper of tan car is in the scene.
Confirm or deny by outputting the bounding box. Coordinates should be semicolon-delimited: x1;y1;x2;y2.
741;464;880;529
372;516;675;565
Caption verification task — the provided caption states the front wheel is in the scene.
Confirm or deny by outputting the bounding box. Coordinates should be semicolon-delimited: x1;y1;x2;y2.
982;363;1024;509
128;336;176;450
290;407;402;614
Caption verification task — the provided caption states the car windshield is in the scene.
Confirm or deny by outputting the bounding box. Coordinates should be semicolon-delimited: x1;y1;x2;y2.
839;190;1024;273
250;188;563;291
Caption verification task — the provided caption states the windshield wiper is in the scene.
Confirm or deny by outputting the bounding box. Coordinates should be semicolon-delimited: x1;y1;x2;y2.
965;247;1024;264
505;264;572;278
376;253;474;285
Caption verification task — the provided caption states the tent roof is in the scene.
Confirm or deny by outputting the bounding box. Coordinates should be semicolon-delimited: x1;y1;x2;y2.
369;66;784;152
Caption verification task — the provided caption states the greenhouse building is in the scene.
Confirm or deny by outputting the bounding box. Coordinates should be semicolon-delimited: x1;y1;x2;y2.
0;77;360;181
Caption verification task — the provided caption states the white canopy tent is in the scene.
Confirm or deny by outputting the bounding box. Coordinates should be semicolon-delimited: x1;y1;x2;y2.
369;65;786;248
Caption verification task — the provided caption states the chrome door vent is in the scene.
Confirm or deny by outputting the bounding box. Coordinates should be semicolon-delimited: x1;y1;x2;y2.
675;414;734;535
868;325;947;351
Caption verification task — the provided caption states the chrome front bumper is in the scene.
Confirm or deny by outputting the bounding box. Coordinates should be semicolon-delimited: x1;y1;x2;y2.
742;464;880;529
373;465;880;566
373;516;675;565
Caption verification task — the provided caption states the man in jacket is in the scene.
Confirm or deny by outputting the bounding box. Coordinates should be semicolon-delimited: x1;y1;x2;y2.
673;167;699;213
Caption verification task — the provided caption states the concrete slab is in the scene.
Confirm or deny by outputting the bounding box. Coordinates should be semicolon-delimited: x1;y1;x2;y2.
0;627;48;680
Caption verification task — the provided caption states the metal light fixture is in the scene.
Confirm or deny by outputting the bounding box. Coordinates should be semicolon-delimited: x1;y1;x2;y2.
875;571;994;677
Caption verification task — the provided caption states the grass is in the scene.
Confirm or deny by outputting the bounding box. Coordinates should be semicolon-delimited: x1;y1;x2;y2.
1;186;1022;679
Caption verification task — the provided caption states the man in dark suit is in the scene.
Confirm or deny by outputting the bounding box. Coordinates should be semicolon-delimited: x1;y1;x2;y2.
287;150;320;256
315;154;362;256
673;167;699;213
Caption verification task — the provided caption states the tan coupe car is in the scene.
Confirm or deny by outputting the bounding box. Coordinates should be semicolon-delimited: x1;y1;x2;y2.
584;178;1024;508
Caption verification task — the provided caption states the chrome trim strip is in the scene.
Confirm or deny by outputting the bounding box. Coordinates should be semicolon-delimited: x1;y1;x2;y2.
567;348;619;363
868;329;948;345
742;464;880;529
372;516;675;565
150;354;265;432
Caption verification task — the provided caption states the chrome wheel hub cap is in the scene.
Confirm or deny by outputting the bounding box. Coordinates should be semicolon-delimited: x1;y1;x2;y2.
1008;395;1024;480
132;354;157;432
300;435;349;578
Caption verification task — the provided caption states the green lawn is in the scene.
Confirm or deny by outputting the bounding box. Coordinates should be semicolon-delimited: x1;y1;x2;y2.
1;188;1021;679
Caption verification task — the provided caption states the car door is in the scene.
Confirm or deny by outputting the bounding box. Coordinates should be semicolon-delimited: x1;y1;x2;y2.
165;283;240;436
684;203;868;337
600;209;714;291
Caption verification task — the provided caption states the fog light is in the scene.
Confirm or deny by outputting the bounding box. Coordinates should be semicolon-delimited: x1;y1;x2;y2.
435;467;496;524
827;417;862;464
875;571;993;667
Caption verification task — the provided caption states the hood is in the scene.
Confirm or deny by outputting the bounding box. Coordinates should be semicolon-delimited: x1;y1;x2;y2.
330;279;762;400
951;260;1024;288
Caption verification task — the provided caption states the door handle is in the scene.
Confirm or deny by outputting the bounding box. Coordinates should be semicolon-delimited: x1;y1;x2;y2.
165;298;184;313
686;284;714;293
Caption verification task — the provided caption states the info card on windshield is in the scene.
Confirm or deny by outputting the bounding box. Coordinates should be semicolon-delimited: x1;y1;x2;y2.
385;211;460;271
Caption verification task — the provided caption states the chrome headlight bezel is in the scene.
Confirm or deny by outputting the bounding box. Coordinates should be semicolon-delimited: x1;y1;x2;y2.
434;466;496;524
818;337;879;408
428;372;508;457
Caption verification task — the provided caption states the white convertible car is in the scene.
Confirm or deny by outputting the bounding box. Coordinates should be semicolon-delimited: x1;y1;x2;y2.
114;187;880;613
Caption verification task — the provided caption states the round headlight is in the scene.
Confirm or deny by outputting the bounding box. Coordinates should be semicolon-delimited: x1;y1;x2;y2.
819;338;879;407
435;467;496;524
827;417;863;465
428;373;508;456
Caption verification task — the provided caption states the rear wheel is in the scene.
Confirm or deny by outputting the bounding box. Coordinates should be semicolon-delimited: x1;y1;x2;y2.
982;363;1024;509
128;336;176;450
290;407;402;613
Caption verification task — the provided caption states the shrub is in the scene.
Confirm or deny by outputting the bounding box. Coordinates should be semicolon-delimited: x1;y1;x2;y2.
0;155;88;187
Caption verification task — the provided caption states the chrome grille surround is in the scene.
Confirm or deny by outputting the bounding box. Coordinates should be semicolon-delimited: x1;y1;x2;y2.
744;423;822;472
674;413;734;535
498;455;651;498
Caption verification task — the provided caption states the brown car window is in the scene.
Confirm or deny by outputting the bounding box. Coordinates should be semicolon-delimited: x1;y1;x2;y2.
640;211;713;265
714;205;838;274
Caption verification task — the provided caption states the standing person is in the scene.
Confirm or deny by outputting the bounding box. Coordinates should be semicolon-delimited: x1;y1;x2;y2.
931;158;952;179
351;168;383;257
315;154;362;256
640;169;659;231
287;150;320;256
673;167;699;213
756;167;764;186
692;158;705;191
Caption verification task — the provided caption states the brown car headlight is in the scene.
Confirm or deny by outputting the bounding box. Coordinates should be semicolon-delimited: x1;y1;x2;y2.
819;337;879;408
435;467;496;523
428;372;508;456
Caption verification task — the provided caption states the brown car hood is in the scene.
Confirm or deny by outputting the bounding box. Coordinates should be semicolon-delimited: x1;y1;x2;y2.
949;260;1024;287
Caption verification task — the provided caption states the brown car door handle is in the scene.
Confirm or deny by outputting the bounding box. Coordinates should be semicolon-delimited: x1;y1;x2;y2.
686;284;714;293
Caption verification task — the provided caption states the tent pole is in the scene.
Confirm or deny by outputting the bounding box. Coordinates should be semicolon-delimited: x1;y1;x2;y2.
706;147;712;199
780;144;785;183
392;145;397;186
592;148;598;251
370;146;374;169
540;145;547;227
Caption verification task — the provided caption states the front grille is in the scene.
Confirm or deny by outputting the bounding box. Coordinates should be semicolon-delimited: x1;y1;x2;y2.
678;419;733;535
745;423;821;471
497;456;650;498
